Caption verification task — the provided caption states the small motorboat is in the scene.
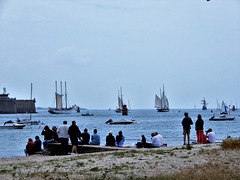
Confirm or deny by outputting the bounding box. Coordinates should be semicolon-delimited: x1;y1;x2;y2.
0;121;26;129
81;113;93;116
209;115;235;121
16;118;41;125
105;119;137;125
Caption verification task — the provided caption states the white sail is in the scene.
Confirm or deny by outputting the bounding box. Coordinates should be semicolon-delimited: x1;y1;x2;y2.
155;95;162;108
55;92;62;109
155;85;169;111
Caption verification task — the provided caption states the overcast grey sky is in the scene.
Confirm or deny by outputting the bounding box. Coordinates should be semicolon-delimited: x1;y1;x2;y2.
0;0;239;109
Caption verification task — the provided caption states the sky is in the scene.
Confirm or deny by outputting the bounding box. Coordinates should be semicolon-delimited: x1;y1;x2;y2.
0;0;239;109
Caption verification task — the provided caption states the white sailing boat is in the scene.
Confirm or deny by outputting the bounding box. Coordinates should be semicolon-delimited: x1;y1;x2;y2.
220;100;228;114
48;81;74;114
155;85;169;112
115;87;124;113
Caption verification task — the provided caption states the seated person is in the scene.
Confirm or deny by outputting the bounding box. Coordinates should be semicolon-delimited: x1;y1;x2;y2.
34;136;42;151
80;128;90;145
90;129;100;145
106;131;116;146
136;135;146;148
151;132;162;147
115;131;125;147
24;138;35;156
206;128;216;143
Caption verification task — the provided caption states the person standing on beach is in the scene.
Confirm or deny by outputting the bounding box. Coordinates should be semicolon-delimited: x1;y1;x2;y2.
68;121;81;155
195;114;204;143
57;120;69;155
182;112;193;145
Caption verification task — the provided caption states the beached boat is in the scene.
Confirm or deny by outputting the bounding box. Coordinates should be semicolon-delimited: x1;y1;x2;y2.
155;85;169;112
48;81;74;114
105;119;136;125
201;97;207;110
209;115;235;121
0;121;26;129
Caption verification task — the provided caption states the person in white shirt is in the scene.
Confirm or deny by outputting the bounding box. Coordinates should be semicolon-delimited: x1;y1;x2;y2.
151;132;162;147
206;128;216;143
155;132;164;146
57;120;69;155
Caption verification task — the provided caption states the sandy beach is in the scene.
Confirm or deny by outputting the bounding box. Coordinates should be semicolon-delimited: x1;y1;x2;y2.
0;143;239;179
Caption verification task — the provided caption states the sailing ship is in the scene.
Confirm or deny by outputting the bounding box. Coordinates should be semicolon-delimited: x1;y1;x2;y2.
220;100;228;114
48;81;74;114
201;97;207;110
155;85;169;112
115;87;128;115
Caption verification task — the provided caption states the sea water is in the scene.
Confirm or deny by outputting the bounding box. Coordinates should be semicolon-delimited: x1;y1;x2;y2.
0;109;239;158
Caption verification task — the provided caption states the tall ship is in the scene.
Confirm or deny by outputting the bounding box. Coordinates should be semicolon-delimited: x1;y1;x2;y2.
201;97;207;110
115;87;128;115
0;87;36;114
155;85;169;112
48;81;74;114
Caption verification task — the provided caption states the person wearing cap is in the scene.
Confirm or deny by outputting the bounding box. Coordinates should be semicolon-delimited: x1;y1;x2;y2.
106;131;116;146
182;112;193;145
206;128;216;143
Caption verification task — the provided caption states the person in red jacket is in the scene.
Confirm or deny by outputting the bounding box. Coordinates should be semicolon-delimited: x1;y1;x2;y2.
24;138;35;156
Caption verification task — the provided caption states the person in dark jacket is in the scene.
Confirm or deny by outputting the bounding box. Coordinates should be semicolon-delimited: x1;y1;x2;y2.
182;112;193;145
41;125;54;150
106;131;115;146
195;114;204;143
68;121;81;154
80;128;90;145
34;136;42;151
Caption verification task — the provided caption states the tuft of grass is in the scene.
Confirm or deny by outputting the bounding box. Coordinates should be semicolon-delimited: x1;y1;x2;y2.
221;138;240;150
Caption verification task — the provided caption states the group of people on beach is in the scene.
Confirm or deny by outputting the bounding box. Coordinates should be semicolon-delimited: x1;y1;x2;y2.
182;112;216;145
24;112;216;156
25;120;126;156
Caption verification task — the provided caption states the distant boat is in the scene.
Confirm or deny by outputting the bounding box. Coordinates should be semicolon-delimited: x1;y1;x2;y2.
48;81;74;114
115;87;128;115
16;118;41;125
0;121;26;129
105;119;136;125
81;113;93;116
220;101;228;114
201;97;207;110
155;85;169;112
209;115;235;121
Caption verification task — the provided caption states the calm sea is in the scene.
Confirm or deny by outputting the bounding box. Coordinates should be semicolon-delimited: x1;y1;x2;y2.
0;109;239;158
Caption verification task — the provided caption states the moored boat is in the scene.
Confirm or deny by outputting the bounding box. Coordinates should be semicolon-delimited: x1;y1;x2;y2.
209;115;235;121
105;119;137;125
0;121;26;129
